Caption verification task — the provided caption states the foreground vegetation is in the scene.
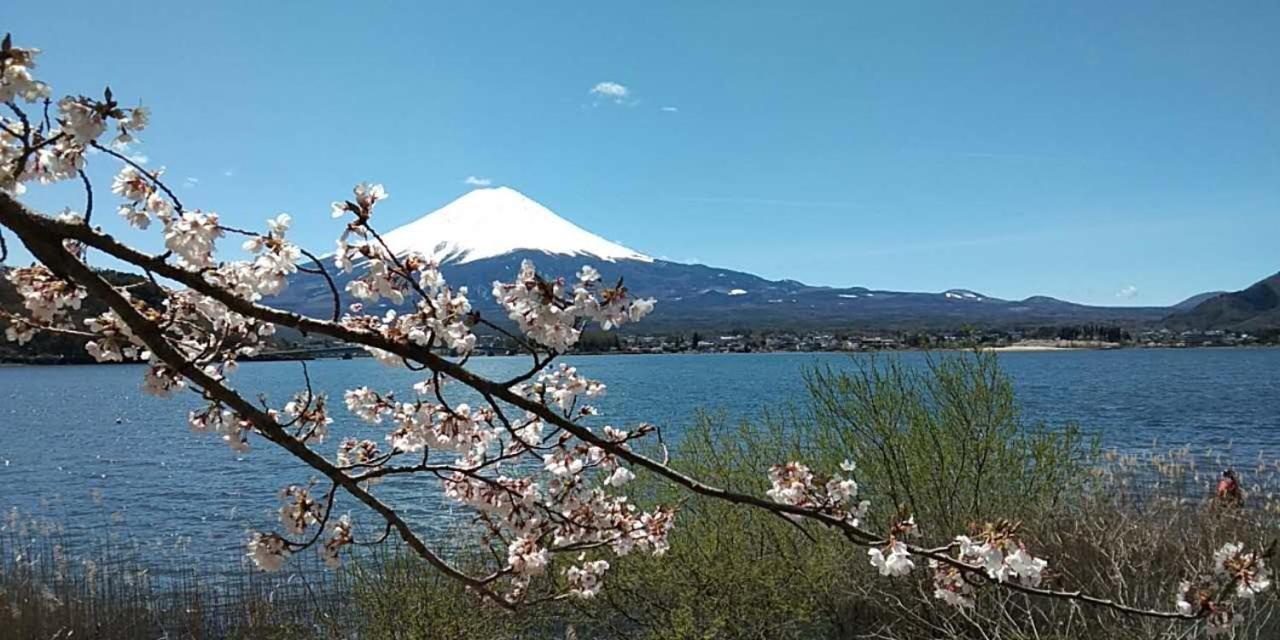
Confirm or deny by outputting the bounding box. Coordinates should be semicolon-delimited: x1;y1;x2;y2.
3;352;1277;639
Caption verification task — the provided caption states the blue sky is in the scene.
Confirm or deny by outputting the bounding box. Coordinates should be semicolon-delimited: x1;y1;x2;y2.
4;1;1278;306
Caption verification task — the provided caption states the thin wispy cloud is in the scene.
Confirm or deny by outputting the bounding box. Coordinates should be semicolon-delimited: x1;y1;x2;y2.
680;196;862;209
183;177;199;189
464;176;492;187
126;153;149;165
901;146;1072;163
1116;285;1139;299
223;169;236;178
660;106;679;113
589;81;631;104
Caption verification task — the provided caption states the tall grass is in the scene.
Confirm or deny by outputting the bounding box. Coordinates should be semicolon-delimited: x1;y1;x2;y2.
0;513;352;639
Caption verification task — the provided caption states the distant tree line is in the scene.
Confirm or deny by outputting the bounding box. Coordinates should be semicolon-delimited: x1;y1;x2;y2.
1028;324;1132;343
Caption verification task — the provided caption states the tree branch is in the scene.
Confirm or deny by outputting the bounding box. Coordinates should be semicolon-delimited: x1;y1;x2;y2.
0;202;510;609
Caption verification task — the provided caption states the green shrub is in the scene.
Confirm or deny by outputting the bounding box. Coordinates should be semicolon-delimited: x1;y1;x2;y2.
797;350;1095;533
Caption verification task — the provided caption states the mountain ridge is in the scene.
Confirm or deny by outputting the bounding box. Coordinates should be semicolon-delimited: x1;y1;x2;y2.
266;186;1215;331
1164;272;1280;332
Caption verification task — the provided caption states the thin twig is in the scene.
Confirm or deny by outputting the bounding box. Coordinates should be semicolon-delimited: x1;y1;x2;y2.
299;247;340;322
78;169;93;225
89;141;184;213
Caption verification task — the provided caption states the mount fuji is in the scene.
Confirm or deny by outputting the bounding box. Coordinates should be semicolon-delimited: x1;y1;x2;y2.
270;187;1172;331
377;187;652;266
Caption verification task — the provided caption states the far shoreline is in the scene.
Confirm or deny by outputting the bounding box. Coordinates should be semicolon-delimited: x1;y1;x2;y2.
4;343;1280;367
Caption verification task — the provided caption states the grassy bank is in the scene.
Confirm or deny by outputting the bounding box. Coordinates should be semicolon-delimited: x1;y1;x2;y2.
4;352;1278;639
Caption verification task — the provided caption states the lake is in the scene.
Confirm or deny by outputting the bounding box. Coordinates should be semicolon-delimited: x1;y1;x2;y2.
2;348;1278;574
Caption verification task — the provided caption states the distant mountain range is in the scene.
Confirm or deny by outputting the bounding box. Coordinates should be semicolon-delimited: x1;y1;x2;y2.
3;188;1269;352
1172;291;1229;311
269;187;1269;333
1164;272;1280;332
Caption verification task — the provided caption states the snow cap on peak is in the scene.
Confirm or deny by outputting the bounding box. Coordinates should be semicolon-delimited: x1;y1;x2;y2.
378;186;652;265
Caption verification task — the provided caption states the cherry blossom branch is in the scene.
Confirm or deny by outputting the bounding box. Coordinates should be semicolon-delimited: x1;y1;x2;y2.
0;211;512;608
3;196;1234;620
867;532;1200;620
89;140;184;213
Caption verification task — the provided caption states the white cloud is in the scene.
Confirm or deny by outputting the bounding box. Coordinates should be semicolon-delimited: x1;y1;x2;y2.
660;106;679;113
589;81;630;103
183;177;199;189
1115;285;1139;299
463;176;492;187
127;153;149;165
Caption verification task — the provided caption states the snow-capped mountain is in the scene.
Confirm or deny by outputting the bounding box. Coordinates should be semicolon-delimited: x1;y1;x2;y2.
271;187;1173;331
379;187;652;265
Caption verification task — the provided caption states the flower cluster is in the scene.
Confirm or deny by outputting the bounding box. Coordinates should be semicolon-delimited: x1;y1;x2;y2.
112;165;172;229
330;189;479;356
278;484;320;535
1213;542;1272;599
765;460;869;526
2;266;86;343
141;364;185;397
565;556;610;598
870;540;915;577
246;532;290;572
952;521;1048;588
336;438;383;470
84;311;140;362
313;260;672;593
163;210;224;269
493;261;655;352
923;520;1049;609
431;396;670;596
240;214;301;296
189;402;252;453
519;364;607;416
2;38;147;195
868;516;920;578
0;35;50;103
330;182;387;223
282;391;333;443
318;515;354;568
1176;542;1273;635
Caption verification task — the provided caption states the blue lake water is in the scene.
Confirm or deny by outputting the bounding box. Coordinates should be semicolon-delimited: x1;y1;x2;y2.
2;348;1278;574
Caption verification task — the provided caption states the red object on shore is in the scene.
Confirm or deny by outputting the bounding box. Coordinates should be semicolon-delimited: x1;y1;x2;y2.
1215;469;1243;507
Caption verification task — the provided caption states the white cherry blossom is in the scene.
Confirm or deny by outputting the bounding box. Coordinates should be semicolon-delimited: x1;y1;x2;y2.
869;541;914;577
566;557;610;598
246;532;290;571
